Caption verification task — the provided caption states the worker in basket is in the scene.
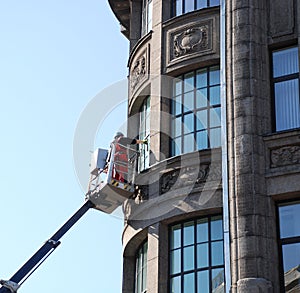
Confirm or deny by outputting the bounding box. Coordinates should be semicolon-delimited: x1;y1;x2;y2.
106;132;148;183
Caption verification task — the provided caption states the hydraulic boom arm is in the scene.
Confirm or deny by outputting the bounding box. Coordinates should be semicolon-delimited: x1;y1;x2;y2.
0;200;94;293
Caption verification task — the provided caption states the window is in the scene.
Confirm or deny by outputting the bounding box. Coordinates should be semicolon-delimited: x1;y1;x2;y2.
278;201;300;292
172;0;220;17
171;66;221;156
141;0;153;36
135;241;148;293
169;216;225;293
272;46;300;131
139;96;150;171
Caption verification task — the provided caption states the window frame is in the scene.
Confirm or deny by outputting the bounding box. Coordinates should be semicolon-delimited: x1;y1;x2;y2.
168;215;225;293
171;0;220;17
270;45;300;132
276;200;300;292
170;65;221;157
135;240;148;293
141;0;153;37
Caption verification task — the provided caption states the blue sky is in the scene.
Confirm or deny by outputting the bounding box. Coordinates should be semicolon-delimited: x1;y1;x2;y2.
0;1;128;292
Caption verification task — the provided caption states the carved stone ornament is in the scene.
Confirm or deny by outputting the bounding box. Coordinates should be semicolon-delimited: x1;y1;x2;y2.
271;146;300;167
173;25;208;58
160;164;209;194
130;52;147;93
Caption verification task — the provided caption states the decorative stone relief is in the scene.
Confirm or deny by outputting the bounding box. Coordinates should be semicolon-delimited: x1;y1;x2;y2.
173;26;208;58
167;19;213;66
271;146;300;167
130;50;147;94
160;164;210;194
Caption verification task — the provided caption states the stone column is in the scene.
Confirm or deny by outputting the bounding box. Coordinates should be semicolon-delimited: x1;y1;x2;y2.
226;0;280;292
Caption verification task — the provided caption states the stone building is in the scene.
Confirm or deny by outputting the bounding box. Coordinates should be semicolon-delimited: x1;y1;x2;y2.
108;0;300;292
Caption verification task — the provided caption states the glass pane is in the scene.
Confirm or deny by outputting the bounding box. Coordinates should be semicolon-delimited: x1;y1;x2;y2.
209;67;220;85
184;72;194;92
174;117;182;137
175;79;182;96
211;216;223;240
275;79;300;131
210;85;220;105
171;249;181;274
174;137;182;156
212;268;225;293
184;273;195;293
273;47;299;78
147;0;153;33
197;130;208;150
184;0;195;13
197;0;207;9
175;0;183;16
210;107;221;128
171;276;182;293
196;88;208;108
210;128;221;148
183;91;194;112
279;202;300;239
196;110;207;131
211;241;224;266
174;95;182;115
197;218;208;243
183;113;194;134
184;246;194;271
197;243;209;268
210;0;220;6
197;270;209;293
171;224;182;249
282;243;300;275
196;68;207;88
183;221;195;246
184;133;195;153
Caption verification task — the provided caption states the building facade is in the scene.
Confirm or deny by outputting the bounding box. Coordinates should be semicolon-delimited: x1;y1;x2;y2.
108;0;300;292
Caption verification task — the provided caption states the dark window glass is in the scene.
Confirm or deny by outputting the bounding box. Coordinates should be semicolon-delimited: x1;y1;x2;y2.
278;201;300;292
272;47;300;131
173;0;220;16
169;216;225;293
171;66;221;156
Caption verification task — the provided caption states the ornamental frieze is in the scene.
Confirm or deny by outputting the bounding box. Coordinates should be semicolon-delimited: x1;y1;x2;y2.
160;164;210;194
271;146;300;167
129;50;147;94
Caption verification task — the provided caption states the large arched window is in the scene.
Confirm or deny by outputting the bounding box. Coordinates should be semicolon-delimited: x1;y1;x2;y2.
171;66;221;156
135;241;148;293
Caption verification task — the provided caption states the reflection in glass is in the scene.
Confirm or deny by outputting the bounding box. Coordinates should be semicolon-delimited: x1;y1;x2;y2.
184;246;195;271
184;221;195;245
197;243;209;268
197;218;208;243
171;276;181;293
211;241;224;266
198;270;209;293
171;249;181;274
279;202;300;239
184;273;195;293
211;216;223;240
212;268;225;293
282;243;300;273
273;47;299;78
171;225;181;249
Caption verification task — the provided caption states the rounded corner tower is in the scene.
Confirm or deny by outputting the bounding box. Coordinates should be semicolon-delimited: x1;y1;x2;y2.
108;1;300;292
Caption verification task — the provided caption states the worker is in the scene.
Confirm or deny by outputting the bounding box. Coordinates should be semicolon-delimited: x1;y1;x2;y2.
106;132;148;182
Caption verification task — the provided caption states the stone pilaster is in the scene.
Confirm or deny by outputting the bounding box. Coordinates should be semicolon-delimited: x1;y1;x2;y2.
227;0;279;291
